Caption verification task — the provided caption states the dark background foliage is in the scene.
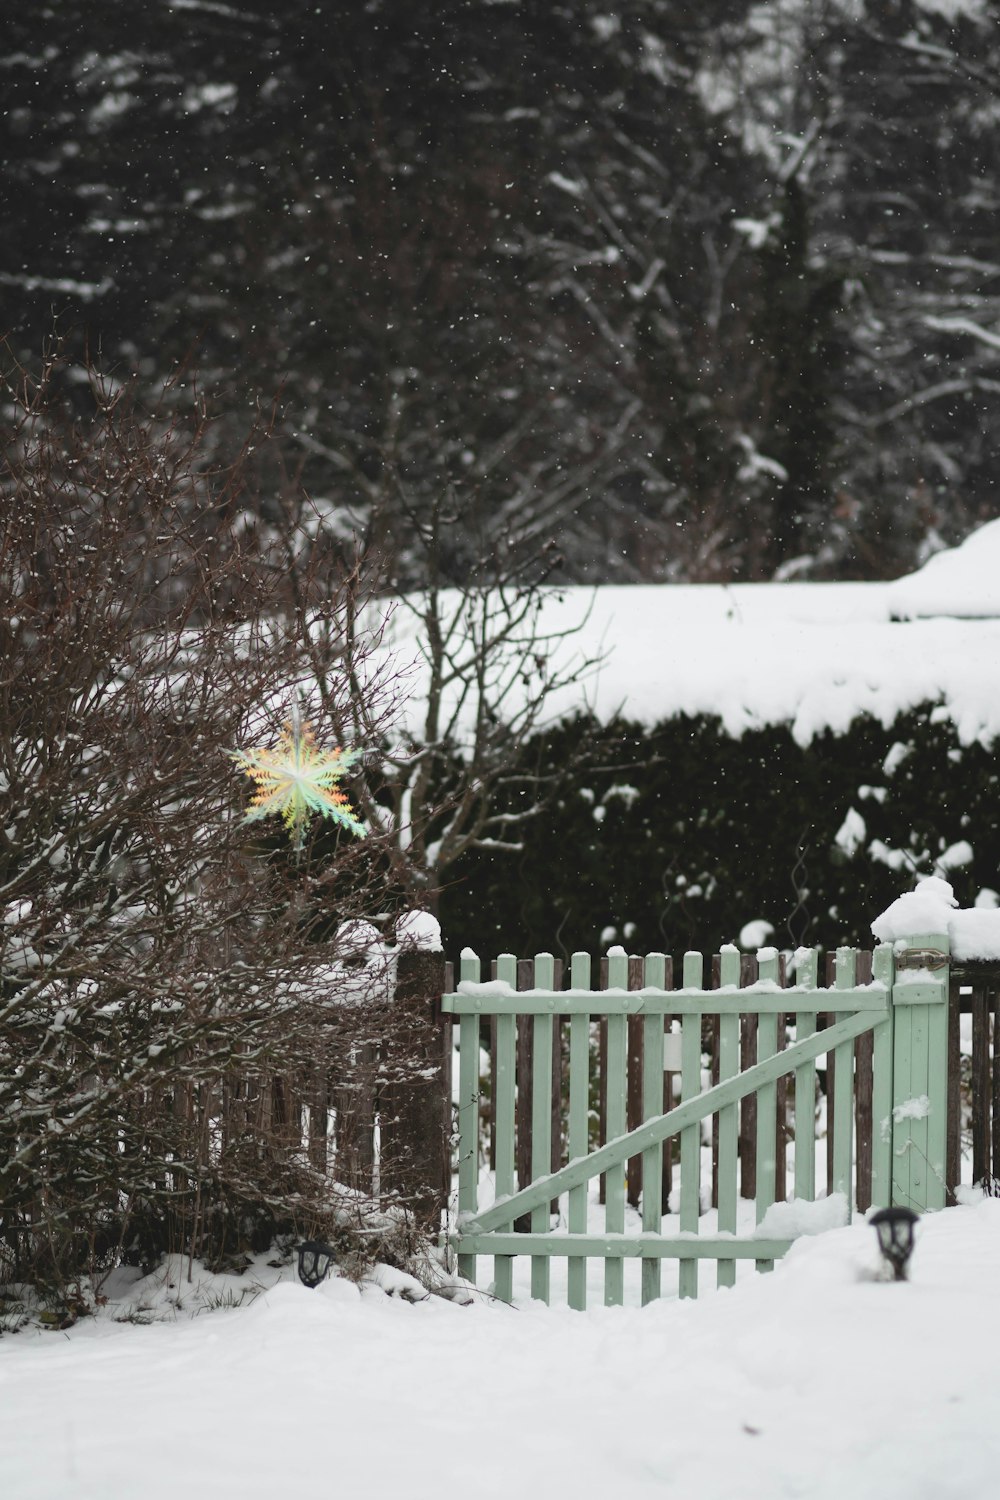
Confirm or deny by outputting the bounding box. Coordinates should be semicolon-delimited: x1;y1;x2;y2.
440;708;999;960
4;0;1000;586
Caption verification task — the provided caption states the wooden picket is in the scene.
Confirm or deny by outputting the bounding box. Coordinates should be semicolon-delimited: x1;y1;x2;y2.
444;935;952;1307
947;964;1000;1201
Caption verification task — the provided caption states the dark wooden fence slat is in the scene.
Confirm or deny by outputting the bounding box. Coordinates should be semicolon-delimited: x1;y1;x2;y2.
739;953;758;1199
488;1014;498;1172
775;1013;788;1207
598;956;609;1205
853;1027;874;1213
515;958;534;1232
774;952;788;1206
627;955;645;1210
441;1015;454;1204
551;1015;563;1202
710;954;721;1210
438;958;455;1206
550;956;565;1215
993;987;1000;1189
947;980;962;1203
379;950;448;1225
823;952;836;1200
489;961;499;1179
853;950;874;1214
662;955;675;1208
972;986;991;1187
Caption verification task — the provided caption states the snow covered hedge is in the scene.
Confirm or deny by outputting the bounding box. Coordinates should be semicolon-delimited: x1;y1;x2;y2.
440;704;1000;960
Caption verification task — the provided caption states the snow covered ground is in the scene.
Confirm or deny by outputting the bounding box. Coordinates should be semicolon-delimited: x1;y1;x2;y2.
3;1197;999;1500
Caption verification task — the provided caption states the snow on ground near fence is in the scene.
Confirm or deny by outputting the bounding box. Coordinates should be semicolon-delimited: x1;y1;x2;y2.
488;1170;849;1308
381;520;1000;746
3;1198;1000;1500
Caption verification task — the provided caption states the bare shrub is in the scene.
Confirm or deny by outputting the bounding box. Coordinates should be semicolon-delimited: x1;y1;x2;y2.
0;348;416;1299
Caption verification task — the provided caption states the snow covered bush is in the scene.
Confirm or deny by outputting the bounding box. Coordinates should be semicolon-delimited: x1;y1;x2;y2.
441;708;1000;959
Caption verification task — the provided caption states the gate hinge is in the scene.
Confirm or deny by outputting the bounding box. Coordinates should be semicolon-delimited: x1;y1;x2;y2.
894;946;948;971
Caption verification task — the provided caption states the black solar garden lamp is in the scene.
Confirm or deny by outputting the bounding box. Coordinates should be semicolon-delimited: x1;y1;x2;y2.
297;1240;335;1288
869;1207;919;1281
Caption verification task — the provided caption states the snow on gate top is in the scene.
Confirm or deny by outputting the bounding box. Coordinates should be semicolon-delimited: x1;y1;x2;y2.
872;875;1000;962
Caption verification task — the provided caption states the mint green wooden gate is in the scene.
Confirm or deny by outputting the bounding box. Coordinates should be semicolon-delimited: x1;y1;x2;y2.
443;934;949;1307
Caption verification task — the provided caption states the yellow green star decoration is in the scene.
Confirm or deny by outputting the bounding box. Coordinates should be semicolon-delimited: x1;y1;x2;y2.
230;719;366;849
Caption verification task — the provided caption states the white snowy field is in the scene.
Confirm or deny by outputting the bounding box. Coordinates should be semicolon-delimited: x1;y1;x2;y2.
3;1197;1000;1500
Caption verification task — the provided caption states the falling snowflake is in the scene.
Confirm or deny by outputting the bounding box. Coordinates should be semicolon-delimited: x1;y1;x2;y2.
230;717;365;848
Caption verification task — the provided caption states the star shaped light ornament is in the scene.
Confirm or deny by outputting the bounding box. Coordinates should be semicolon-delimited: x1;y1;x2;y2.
230;716;366;850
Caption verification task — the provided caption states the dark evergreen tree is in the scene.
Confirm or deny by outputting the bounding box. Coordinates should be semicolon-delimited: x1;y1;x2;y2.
3;1;998;584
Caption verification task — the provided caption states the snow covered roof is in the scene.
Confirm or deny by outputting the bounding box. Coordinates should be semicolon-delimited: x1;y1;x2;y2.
885;517;1000;621
383;520;1000;747
540;583;1000;746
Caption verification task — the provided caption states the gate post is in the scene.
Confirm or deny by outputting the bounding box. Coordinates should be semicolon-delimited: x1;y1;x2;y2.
890;932;950;1212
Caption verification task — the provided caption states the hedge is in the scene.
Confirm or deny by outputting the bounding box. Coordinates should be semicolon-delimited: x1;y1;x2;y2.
439;706;1000;962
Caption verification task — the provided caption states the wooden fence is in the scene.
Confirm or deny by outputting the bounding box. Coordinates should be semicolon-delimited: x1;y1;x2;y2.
184;945;993;1249
13;935;991;1285
155;948;999;1243
949;964;1000;1198
152;942;993;1269
464;949;883;1218
439;933;1000;1306
142;948;453;1262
